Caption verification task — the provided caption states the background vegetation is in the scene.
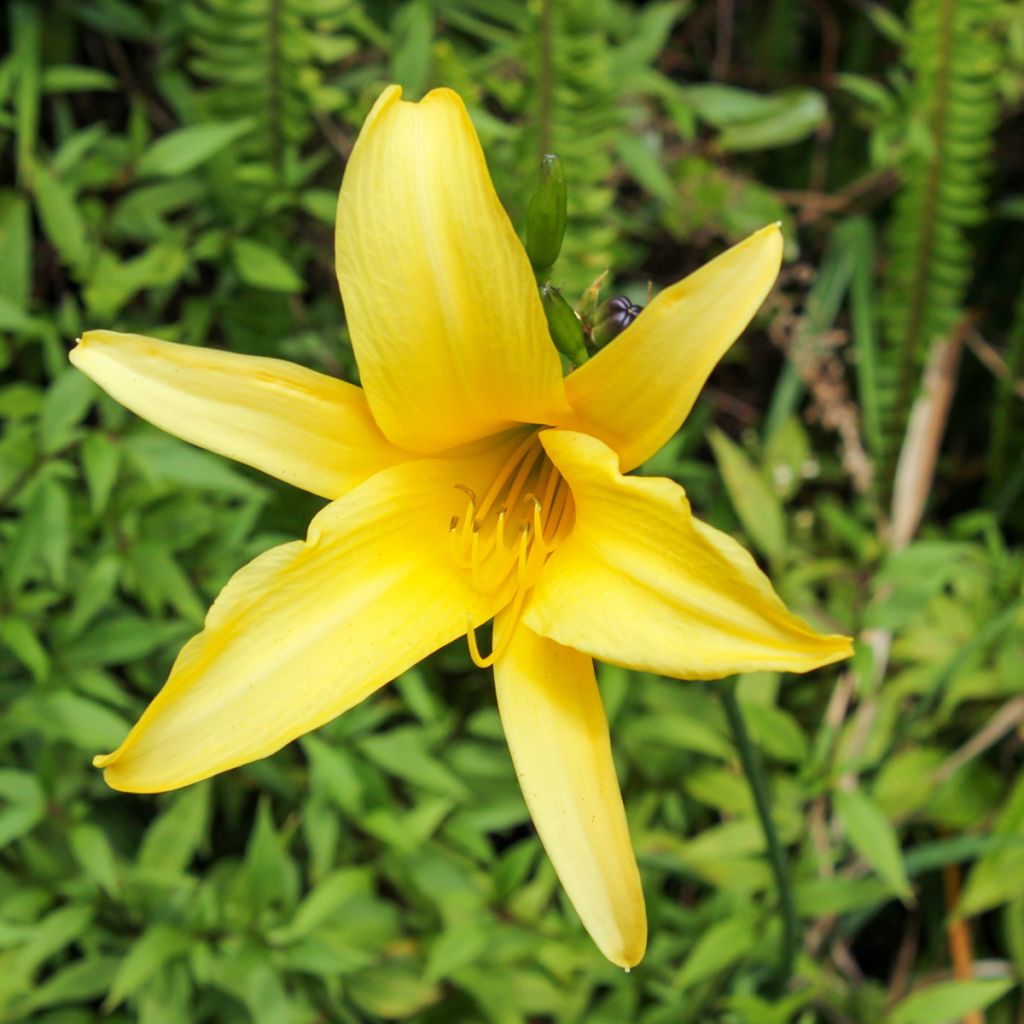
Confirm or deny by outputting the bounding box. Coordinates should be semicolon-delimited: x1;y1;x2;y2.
1;0;1023;1021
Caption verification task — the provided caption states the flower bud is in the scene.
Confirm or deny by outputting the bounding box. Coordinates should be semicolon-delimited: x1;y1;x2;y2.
576;270;609;321
526;154;567;277
539;283;588;365
590;295;644;349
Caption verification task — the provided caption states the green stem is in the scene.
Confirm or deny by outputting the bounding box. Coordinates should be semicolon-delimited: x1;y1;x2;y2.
720;684;799;990
537;0;553;157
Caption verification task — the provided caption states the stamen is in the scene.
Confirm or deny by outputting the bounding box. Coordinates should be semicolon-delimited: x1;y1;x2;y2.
464;589;525;668
449;519;472;568
466;616;497;668
524;494;553;554
454;484;477;508
454;431;575;670
495;508;507;556
538;458;560;514
476;433;540;520
503;445;545;518
515;524;531;585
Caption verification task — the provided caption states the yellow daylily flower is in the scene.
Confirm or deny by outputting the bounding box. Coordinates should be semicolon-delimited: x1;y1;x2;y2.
70;85;852;969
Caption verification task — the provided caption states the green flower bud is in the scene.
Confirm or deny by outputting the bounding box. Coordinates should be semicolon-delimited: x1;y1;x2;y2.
526;154;567;277
576;270;609;321
539;283;588;365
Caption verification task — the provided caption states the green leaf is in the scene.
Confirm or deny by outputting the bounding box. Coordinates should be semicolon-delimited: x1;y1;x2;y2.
301;734;364;815
0;617;49;681
678;914;760;989
130;541;206;623
239;799;300;914
887;979;1014;1024
275;868;373;942
718;90;827;151
425;920;490;982
959;774;1024;916
835;788;912;900
136;119;253;177
230;237;304;293
41;691;131;751
40;369;97;453
0;770;46;848
390;0;433;98
681;83;781;124
123;431;265;497
5;478;70;590
360;727;470;799
30;161;89;275
19;957;119;1013
65;614;187;665
70;823;120;894
625;710;734;760
84;241;189;318
137;784;210;875
41;65;118;92
80;432;121;512
104;924;192;1010
738;701;808;764
349;967;442;1019
66;553;121;637
0;189;32;306
708;428;787;563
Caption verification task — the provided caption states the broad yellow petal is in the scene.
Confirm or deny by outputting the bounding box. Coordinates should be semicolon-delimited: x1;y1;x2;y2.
71;331;404;499
526;430;852;677
95;449;512;792
563;225;783;471
335;86;570;453
493;611;646;968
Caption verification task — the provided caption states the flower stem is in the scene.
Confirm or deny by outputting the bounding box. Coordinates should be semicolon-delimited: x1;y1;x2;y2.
720;683;799;990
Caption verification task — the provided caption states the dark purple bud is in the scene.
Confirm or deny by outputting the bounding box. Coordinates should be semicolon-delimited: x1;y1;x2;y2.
590;295;644;348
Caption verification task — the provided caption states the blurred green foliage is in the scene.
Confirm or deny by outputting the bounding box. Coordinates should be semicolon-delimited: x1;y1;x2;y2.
1;0;1024;1021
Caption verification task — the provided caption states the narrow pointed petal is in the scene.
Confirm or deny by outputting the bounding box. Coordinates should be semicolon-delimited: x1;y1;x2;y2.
70;331;404;499
95;451;510;792
335;86;570;453
494;613;646;968
526;430;853;678
563;226;783;471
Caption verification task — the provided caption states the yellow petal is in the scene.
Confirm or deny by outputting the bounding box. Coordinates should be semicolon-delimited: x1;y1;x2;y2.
526;430;853;677
95;450;511;792
335;86;570;453
70;330;403;499
493;611;646;968
563;225;783;471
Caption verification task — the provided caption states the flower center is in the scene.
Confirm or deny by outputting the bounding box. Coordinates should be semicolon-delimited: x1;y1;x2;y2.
449;430;573;667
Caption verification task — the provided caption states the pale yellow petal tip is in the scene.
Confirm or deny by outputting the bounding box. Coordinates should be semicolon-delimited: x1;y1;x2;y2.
808;631;856;670
757;221;784;253
360;83;404;132
606;935;647;970
595;909;647;969
94;756;174;795
69;329;117;366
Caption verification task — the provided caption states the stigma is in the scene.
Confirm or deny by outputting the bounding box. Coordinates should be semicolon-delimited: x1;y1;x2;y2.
449;431;573;667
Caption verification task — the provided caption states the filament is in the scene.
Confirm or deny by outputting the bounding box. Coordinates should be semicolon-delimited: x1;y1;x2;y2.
452;431;574;668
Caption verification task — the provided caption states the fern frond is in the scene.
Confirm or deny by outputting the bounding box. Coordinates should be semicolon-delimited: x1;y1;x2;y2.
182;0;358;185
879;0;1000;472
